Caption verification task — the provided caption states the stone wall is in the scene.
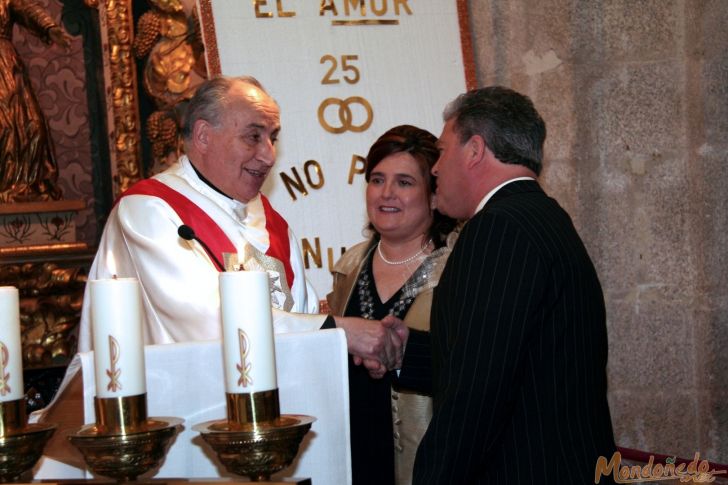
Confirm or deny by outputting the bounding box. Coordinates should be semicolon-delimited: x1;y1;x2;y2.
466;0;728;462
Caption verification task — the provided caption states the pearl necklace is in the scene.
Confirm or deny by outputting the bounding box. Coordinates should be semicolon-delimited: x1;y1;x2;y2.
377;238;432;266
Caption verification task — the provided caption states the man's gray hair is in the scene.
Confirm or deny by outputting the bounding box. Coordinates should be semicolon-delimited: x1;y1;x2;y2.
443;86;546;175
180;75;267;142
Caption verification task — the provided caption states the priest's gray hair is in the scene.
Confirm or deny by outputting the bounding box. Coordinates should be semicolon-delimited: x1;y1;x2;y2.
181;75;268;142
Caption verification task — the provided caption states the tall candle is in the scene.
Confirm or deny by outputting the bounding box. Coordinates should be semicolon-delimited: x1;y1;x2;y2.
0;287;23;402
89;278;146;398
220;271;277;394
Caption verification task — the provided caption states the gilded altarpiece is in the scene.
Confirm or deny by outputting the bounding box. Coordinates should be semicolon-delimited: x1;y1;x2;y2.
2;0;206;408
0;0;148;409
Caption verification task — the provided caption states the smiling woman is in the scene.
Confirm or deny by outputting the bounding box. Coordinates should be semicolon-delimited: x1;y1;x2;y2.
326;124;457;485
366;152;434;255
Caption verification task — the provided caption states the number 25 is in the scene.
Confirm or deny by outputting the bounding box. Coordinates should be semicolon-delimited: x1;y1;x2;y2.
320;55;360;85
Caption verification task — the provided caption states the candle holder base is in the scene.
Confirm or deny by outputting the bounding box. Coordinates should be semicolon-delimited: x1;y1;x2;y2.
0;422;56;483
194;414;315;482
68;417;182;481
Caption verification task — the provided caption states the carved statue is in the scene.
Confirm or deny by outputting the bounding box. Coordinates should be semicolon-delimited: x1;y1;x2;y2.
133;0;206;171
0;0;70;203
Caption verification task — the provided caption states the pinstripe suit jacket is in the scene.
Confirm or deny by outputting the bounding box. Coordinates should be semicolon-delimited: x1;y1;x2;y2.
403;180;616;484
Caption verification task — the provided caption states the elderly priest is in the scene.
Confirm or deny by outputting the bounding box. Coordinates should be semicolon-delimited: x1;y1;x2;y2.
78;75;405;370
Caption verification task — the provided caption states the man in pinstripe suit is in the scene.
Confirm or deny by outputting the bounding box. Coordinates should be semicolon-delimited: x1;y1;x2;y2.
397;87;616;484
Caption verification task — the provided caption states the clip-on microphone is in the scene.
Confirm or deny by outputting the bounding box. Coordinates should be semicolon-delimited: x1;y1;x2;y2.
177;224;226;271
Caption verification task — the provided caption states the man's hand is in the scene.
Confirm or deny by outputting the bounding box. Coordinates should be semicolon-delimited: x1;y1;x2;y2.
355;317;409;378
381;314;409;349
371;315;409;378
334;316;406;375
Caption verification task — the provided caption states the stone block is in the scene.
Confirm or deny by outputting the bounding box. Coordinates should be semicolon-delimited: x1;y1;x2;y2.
580;187;640;294
701;58;728;145
689;151;728;291
468;0;574;84
608;390;698;459
593;62;684;162
694;301;728;424
686;0;728;59
533;67;578;163
697;390;728;463
605;286;694;390
572;1;680;63
635;159;696;289
540;159;578;221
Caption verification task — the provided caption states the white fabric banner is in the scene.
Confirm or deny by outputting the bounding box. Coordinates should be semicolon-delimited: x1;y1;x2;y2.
198;0;469;296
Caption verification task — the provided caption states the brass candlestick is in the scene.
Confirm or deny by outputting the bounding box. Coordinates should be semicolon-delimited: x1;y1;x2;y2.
68;393;182;481
0;399;56;483
194;388;314;482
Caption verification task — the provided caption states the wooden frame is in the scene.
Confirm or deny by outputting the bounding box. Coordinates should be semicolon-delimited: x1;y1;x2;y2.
93;0;143;196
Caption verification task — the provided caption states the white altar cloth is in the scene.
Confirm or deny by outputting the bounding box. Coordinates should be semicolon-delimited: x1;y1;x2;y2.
32;329;351;485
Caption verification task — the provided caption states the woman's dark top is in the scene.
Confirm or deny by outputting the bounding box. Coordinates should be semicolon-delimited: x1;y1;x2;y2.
345;250;415;485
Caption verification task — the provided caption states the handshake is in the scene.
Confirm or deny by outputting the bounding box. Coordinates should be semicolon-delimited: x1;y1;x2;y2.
334;315;409;379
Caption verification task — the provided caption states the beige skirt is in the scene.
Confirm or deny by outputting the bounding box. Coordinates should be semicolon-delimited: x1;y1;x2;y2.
392;389;432;485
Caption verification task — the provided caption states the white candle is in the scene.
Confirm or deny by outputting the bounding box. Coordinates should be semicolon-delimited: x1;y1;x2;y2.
220;271;277;393
0;287;23;402
89;278;146;398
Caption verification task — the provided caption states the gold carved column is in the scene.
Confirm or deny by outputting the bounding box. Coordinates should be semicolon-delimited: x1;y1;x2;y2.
88;0;144;195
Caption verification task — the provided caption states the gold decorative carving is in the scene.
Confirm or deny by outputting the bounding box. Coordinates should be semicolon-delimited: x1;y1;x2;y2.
133;0;205;106
132;0;207;171
0;410;55;482
195;414;314;482
69;416;181;482
98;0;143;195
0;0;67;203
0;258;90;369
196;0;220;76
0;242;88;258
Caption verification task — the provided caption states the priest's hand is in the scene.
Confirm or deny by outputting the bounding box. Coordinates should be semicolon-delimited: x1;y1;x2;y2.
360;358;387;379
361;315;409;379
333;316;405;374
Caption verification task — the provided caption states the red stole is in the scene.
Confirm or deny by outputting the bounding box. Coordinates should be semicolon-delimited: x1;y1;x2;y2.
117;179;294;286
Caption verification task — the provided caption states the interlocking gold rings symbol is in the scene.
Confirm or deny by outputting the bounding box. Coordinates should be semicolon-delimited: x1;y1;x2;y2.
318;96;374;134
